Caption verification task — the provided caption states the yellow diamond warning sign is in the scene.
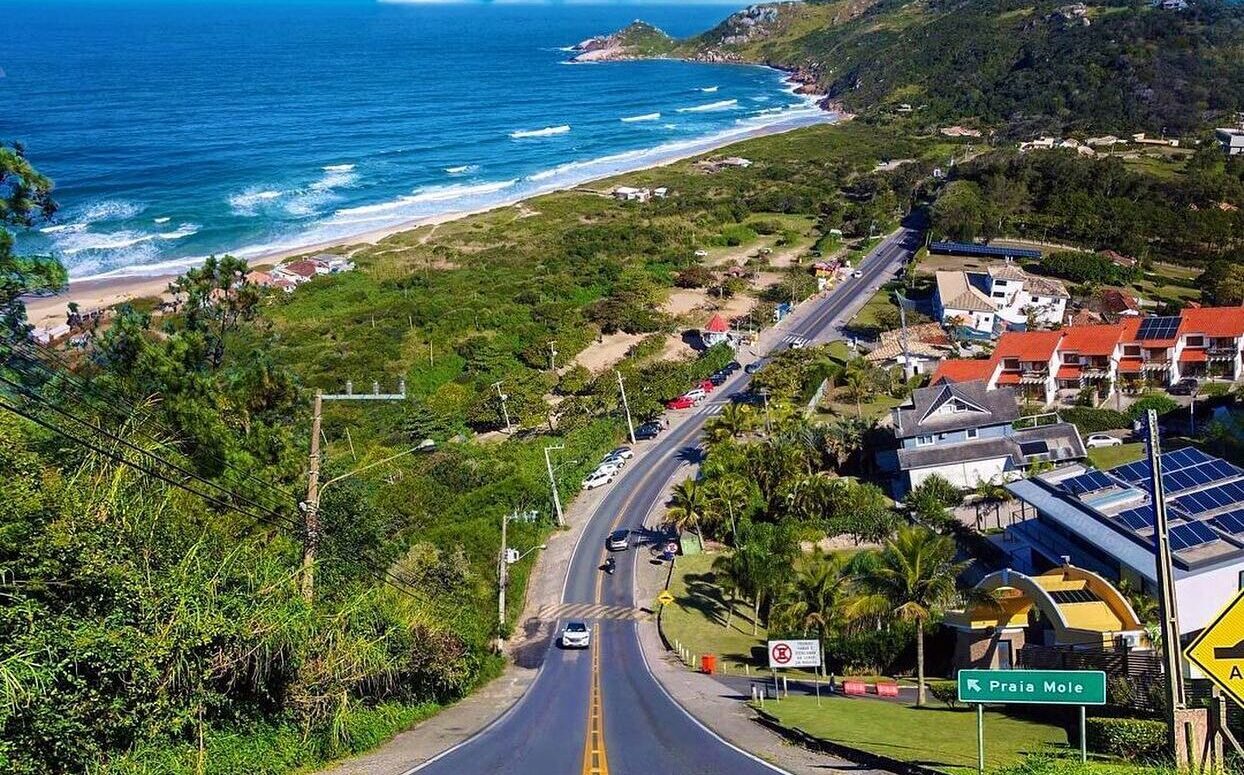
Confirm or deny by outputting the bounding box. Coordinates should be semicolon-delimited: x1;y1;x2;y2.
1185;588;1244;706
656;590;675;606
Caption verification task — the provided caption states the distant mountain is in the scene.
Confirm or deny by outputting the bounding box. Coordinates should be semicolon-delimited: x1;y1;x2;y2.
580;0;1244;135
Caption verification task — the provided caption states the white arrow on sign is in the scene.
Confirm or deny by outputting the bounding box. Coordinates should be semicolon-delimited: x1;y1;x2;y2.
966;679;981;692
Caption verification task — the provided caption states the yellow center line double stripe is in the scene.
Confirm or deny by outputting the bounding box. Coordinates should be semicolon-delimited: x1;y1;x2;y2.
581;624;610;775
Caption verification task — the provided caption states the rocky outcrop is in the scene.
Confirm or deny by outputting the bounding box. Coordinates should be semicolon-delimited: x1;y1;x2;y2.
570;21;675;62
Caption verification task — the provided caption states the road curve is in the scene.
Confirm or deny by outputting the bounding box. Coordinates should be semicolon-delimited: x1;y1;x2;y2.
409;227;920;775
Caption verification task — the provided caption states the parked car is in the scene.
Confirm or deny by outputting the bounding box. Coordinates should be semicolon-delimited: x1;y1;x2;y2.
582;471;614;490
594;460;623;477
725;361;741;372
698;379;715;392
666;396;695;410
635;422;662;440
744;363;761;375
599;454;627;469
709;372;728;386
1168;377;1200;396
606;446;634;460
561;621;591;649
606;529;630;552
684;388;708;402
1085;434;1123;449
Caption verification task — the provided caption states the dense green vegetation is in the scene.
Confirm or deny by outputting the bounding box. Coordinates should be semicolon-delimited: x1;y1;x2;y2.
929;147;1244;272
659;0;1244;136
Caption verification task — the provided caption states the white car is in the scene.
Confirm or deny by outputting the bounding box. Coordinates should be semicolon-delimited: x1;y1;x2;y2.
683;388;708;403
582;471;614;490
1086;434;1123;449
562;621;591;648
594;461;623;477
851;270;864;278
606;446;634;461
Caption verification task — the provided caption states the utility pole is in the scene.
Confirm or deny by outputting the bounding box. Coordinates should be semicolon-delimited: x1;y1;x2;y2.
492;380;512;434
301;390;323;603
1146;409;1187;759
896;289;912;380
498;509;508;644
758;388;772;435
617;370;636;445
301;380;408;603
549;341;558;372
544;444;566;526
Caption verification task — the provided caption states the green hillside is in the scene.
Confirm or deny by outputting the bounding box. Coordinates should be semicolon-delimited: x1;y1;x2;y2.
616;0;1244;135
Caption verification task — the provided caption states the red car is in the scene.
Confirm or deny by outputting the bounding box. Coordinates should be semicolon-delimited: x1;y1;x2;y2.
698;379;715;393
666;395;695;410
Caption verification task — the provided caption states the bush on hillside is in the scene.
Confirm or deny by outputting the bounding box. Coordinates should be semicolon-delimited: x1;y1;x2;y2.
1058;407;1131;434
1040;251;1139;285
1128;394;1180;421
927;679;963;709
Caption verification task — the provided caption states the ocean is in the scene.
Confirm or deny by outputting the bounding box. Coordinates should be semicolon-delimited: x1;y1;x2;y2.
2;1;830;280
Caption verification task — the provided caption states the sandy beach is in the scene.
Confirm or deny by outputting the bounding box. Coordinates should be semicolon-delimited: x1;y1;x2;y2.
22;112;835;331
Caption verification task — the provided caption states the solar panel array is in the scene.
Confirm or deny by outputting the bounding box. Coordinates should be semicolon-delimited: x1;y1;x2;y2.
1166;521;1219;552
1060;470;1116;496
1136;316;1181;341
1211;509;1244;535
1049;588;1100;604
1174;481;1244;515
1110;448;1228;492
928;241;1043;259
1116;505;1156;531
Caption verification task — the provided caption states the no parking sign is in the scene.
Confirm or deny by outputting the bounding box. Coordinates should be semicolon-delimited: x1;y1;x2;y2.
766;639;821;668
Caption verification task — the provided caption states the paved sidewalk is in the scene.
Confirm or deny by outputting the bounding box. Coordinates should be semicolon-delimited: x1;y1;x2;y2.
634;554;889;775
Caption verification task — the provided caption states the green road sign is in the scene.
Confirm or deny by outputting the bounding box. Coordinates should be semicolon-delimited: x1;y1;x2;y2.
957;669;1106;706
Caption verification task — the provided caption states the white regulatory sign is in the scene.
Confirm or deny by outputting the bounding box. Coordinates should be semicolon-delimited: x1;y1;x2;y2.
766;639;821;669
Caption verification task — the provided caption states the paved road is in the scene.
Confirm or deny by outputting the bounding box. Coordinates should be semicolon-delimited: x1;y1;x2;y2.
408;227;921;775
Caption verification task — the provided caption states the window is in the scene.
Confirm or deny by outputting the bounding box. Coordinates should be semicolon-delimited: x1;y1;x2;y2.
1124;346;1140;356
916;435;934;446
992;291;1007;299
1238;570;1244;591
1186;335;1204;348
967;428;979;439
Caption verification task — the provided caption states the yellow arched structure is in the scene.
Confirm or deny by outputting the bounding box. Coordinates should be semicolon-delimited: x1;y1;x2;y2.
946;565;1150;670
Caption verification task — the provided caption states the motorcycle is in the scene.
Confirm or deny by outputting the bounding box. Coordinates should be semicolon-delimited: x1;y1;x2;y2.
604;557;616;575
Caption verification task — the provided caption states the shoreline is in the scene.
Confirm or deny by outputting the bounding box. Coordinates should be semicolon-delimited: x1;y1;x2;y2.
24;107;836;331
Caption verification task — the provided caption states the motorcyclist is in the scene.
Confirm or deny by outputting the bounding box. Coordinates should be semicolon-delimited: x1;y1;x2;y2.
604;556;616;574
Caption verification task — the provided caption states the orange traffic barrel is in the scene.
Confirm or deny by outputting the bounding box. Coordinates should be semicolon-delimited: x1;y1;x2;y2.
700;654;717;674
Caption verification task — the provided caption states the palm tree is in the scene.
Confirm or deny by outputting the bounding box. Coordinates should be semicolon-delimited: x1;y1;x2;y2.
849;526;969;706
773;550;853;642
823;417;865;470
843;360;877;417
711;552;746;630
973;480;1014;530
667;479;705;550
707;403;755;442
705;474;751;543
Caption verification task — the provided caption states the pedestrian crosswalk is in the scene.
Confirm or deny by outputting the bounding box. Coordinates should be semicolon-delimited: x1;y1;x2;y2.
701;403;725;416
782;334;809;347
536;603;650;621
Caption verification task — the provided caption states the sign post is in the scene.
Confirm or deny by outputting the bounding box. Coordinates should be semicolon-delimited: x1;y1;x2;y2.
958;669;1106;774
767;639;822;704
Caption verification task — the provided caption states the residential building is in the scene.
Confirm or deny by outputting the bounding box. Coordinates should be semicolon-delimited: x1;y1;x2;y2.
273;259;324;284
864;322;951;376
933;263;1068;338
1099;289;1140;319
1216;126;1244;156
887;380;1085;492
932;306;1244;405
612;186;652;202
1002;448;1244;635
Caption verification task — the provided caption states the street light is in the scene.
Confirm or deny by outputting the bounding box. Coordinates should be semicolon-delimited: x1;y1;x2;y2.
497;508;547;650
543;444;566;526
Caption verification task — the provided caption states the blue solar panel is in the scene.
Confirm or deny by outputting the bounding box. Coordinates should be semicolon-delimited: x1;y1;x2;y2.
1111;460;1152;484
1175;482;1244;515
1061;470;1116;496
1166;521;1219;552
1137;316;1181;341
1212;510;1244;535
1117;506;1155;531
928;242;1043;260
1165;448;1203;469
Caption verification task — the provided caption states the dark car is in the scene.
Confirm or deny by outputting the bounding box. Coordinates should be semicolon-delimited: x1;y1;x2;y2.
606;529;630;552
709;372;728;386
744;362;762;375
1168;377;1200;396
725;361;741;372
635;422;662;440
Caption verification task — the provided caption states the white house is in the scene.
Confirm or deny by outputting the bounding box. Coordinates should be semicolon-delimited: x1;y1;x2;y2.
934;264;1068;337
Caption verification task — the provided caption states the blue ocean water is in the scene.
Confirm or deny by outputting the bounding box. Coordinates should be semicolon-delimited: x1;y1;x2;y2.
2;1;828;280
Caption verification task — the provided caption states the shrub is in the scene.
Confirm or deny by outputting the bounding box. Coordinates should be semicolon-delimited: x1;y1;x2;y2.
1058;407;1131;434
674;265;716;288
1128;394;1179;421
927;679;962;709
1040;251;1138;285
825;623;913;675
1084;717;1168;761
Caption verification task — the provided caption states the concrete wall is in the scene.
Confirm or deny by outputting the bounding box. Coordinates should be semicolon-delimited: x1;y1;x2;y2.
909;456;1010;489
1176;564;1243;635
952;627;1027;671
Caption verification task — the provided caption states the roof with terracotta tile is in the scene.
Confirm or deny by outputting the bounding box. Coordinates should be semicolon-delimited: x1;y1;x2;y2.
1058;323;1125;356
930;359;997;385
1178;306;1244;338
936;271;995;313
1101;289;1139;314
993;330;1063;362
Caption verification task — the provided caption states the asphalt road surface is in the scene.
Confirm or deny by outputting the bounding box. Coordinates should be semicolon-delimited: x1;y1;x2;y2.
408;227;921;775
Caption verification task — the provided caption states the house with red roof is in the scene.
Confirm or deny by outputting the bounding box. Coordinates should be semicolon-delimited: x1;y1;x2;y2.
930;306;1244;406
1099;289;1140;319
700;313;733;349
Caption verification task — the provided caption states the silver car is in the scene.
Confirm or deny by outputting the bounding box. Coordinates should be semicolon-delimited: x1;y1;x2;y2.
561;621;591;649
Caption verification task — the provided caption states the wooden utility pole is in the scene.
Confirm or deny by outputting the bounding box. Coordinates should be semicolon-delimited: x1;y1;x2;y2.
301;390;324;603
498;508;508;638
617;370;636;445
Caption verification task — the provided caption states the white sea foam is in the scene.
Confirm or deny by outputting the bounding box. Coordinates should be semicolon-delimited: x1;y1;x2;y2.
510;125;570;139
323;163;356;172
699;86;719;93
78;199;145;223
445;164;480;175
39;223;83;234
621;112;661;123
157;223;200;240
153;217;172;224
229;189;283;216
311;164;359;192
677;99;738;113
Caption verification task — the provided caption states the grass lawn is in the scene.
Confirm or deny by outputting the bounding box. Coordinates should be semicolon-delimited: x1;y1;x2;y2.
758;695;1072;774
661;553;770;675
1087;442;1145;470
822;386;904;420
846;284;899;335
